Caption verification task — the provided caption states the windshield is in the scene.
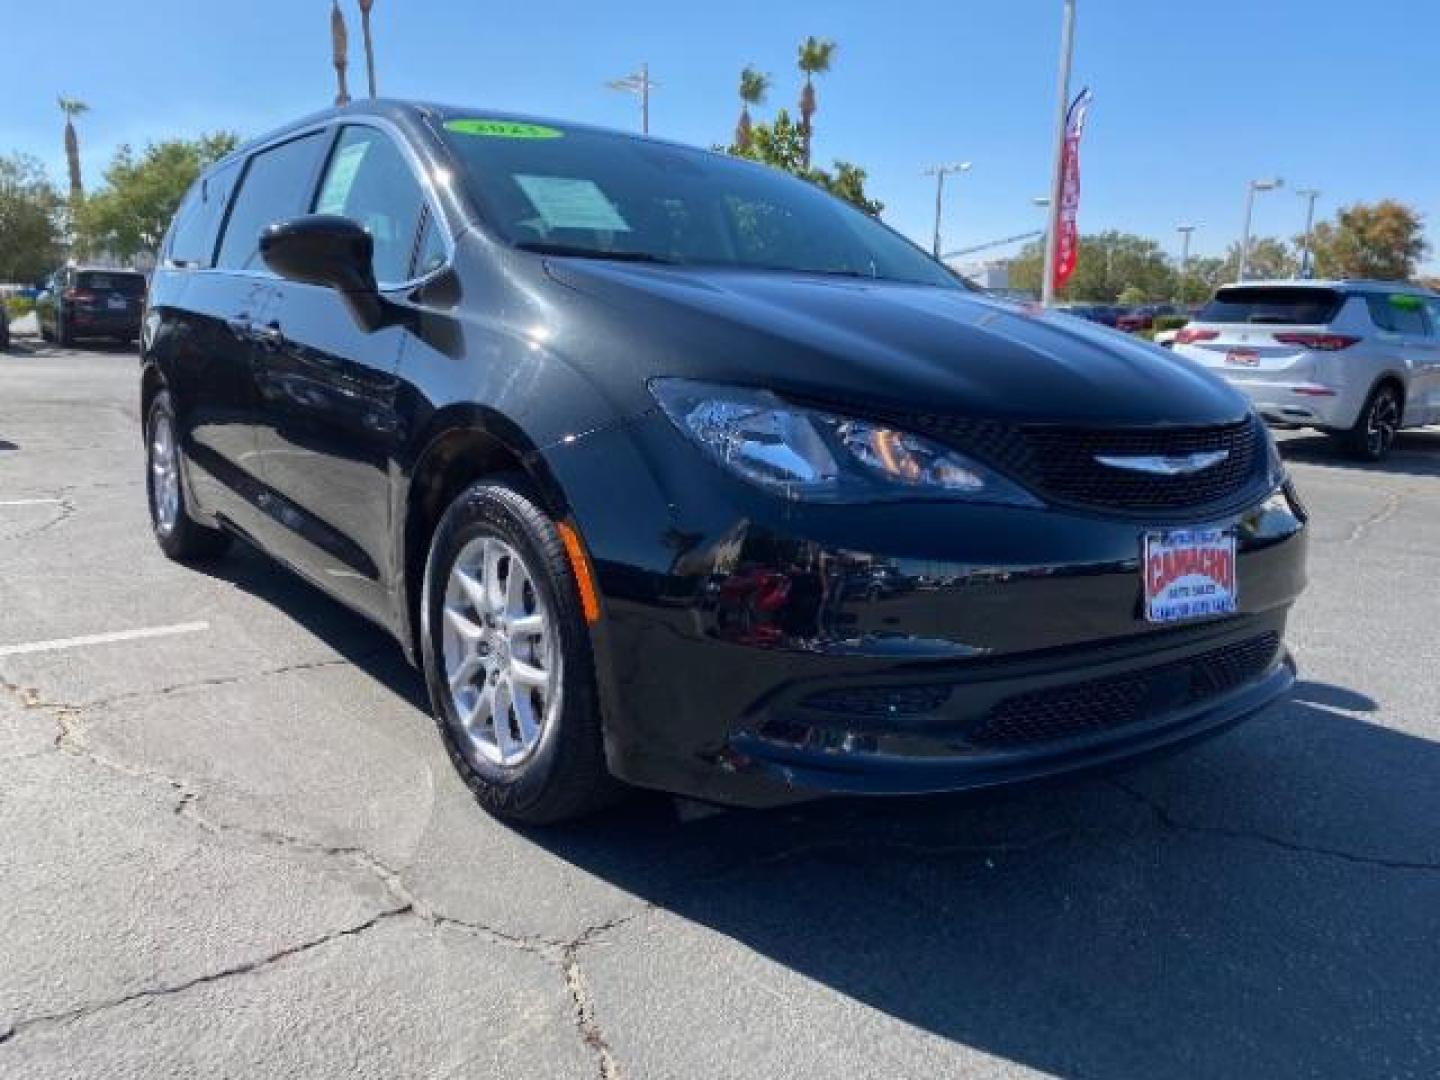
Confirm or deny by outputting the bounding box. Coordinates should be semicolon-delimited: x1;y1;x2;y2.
437;117;959;288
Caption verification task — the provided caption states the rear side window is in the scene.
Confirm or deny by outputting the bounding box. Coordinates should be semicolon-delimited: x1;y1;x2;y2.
166;159;240;268
313;126;428;284
1365;293;1429;335
1199;287;1344;325
216;132;327;273
75;272;146;294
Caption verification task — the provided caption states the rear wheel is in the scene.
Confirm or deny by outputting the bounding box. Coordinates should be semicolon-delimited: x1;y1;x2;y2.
1345;383;1402;461
420;480;615;824
145;391;231;561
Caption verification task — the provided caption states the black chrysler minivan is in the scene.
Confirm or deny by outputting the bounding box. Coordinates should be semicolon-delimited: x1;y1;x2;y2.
142;101;1307;822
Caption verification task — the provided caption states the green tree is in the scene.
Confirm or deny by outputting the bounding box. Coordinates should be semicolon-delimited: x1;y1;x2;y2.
1178;255;1227;303
0;154;62;282
796;36;836;169
735;65;771;152
1304;200;1428;281
1008;231;1176;301
1223;236;1296;281
1116;284;1147;306
76;133;239;260
727;107;881;215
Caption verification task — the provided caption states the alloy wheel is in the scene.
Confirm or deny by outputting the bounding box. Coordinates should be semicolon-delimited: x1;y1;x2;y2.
149;412;181;533
441;536;560;766
1366;390;1399;458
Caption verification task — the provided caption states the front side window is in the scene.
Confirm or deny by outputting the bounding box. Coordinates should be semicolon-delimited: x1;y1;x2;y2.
314;126;428;284
438;118;956;288
216;132;327;273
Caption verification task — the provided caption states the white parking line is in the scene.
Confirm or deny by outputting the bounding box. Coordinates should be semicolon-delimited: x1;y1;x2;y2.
0;499;65;507
0;621;210;659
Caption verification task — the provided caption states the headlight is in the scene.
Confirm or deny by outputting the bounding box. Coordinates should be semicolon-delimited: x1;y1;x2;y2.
650;379;1041;506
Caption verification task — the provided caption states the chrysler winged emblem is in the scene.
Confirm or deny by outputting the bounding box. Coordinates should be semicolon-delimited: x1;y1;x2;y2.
1094;450;1230;476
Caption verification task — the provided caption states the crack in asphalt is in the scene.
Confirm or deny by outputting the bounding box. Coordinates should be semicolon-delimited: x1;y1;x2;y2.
0;496;75;543
0;906;414;1049
1110;778;1440;872
82;653;384;710
1343;490;1403;545
1;671;640;1074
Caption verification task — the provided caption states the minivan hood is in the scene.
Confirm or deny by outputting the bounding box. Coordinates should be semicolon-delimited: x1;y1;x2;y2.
546;261;1249;427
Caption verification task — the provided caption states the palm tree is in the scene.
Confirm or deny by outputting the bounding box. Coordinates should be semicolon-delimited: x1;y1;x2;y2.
330;0;351;107
796;36;836;169
358;0;378;98
57;97;89;201
735;66;771;151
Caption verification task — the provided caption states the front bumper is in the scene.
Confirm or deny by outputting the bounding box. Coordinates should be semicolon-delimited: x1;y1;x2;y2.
544;412;1310;808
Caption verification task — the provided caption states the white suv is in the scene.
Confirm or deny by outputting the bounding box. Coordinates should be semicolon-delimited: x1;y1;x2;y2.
1173;281;1440;460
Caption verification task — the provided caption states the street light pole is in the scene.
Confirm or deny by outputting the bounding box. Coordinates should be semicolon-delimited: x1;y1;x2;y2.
1041;0;1077;307
606;63;658;134
1237;177;1282;281
1296;188;1321;278
1176;224;1197;304
923;162;972;259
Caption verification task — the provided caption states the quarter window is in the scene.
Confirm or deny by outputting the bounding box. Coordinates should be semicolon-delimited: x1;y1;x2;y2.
215;132;327;273
413;212;448;278
1366;293;1428;335
314;126;429;284
167;159;240;268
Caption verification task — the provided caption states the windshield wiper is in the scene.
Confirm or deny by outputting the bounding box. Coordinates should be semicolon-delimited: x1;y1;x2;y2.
514;241;677;265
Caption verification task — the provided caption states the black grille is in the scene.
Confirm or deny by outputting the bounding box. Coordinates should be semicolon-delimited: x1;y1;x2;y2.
968;632;1280;749
900;414;1263;513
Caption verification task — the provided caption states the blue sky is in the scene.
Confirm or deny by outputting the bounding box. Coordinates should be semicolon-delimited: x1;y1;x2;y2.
5;0;1439;268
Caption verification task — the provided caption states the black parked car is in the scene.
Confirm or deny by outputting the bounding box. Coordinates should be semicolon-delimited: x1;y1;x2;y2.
37;267;147;346
141;101;1308;823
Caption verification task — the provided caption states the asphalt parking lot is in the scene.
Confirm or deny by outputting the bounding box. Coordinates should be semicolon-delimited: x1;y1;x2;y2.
2;340;1438;1079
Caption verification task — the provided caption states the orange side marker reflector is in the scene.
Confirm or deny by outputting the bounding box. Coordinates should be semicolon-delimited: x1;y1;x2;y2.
557;521;601;624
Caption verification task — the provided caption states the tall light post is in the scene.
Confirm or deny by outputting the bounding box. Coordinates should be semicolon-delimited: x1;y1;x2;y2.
1237;177;1283;281
1296;188;1321;279
606;63;658;134
1040;0;1078;307
923;161;972;258
1176;223;1198;304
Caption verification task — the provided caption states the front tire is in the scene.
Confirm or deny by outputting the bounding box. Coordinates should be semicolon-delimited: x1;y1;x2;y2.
145;391;231;562
1345;383;1402;461
420;480;614;824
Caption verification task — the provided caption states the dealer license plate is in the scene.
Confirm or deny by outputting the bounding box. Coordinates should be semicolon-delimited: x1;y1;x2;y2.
1142;529;1237;623
107;296;127;311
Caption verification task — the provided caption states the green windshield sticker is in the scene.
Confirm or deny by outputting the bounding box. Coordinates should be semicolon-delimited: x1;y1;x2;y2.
1389;293;1423;311
445;119;563;139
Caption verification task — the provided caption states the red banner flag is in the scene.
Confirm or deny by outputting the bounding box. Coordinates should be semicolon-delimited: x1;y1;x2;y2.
1053;88;1093;294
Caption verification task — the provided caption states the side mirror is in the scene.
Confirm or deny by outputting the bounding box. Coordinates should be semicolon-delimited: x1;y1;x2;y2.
259;215;385;331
